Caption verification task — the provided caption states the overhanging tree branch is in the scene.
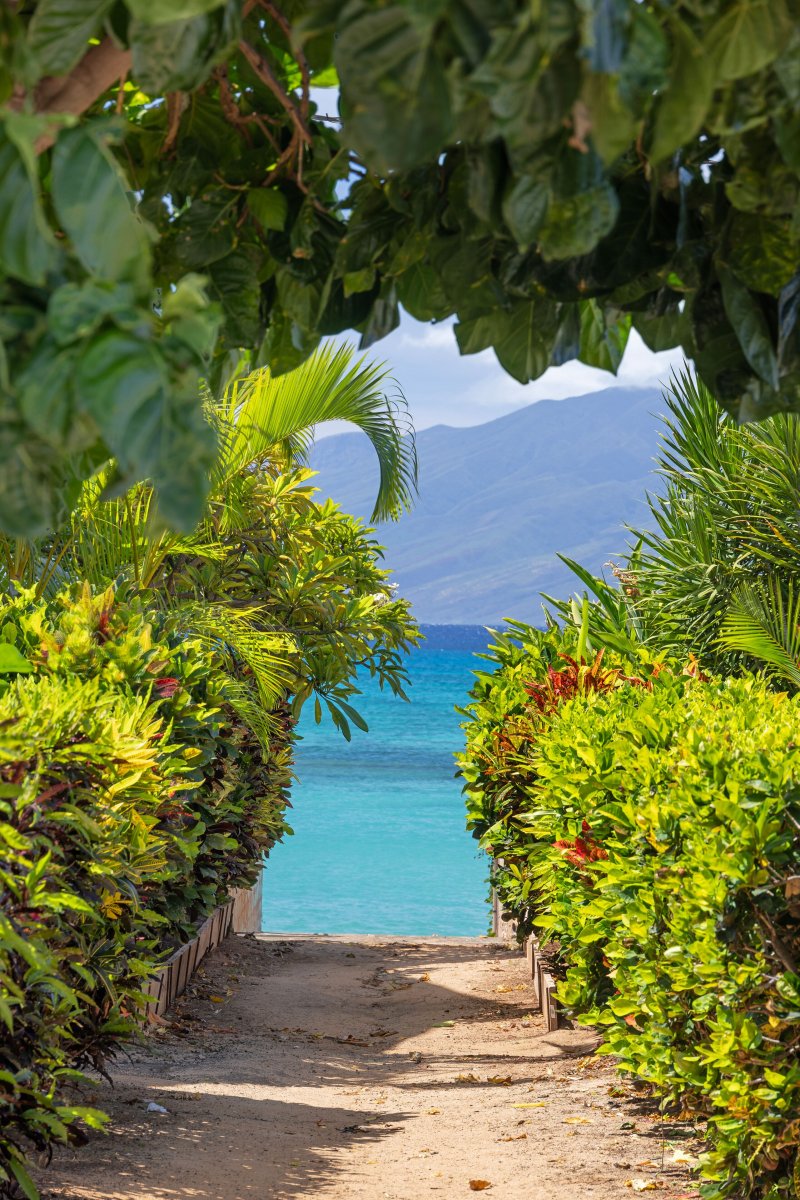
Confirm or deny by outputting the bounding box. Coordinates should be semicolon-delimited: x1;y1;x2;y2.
8;37;132;153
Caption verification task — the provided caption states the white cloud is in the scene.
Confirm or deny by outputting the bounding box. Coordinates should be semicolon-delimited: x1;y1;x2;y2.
319;314;688;437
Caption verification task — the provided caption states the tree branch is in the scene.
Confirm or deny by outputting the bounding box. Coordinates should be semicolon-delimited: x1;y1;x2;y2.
238;39;310;145
8;37;132;153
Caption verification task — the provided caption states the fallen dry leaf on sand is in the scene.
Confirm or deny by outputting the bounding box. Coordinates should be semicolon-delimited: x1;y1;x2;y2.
498;1133;527;1142
626;1181;660;1192
512;1102;546;1109
486;1075;512;1086
455;1073;480;1084
427;1108;441;1115
469;1182;492;1192
562;1116;591;1124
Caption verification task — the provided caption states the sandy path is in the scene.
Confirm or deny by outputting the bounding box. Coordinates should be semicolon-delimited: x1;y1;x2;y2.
39;936;700;1200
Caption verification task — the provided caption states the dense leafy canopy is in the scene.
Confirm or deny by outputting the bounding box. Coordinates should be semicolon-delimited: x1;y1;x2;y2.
2;0;800;535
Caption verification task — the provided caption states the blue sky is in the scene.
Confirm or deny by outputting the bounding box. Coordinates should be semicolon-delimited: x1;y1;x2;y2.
324;315;687;437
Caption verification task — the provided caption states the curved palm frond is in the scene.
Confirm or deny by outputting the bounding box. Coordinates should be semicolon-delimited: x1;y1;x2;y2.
211;343;418;522
174;602;296;712
718;577;800;690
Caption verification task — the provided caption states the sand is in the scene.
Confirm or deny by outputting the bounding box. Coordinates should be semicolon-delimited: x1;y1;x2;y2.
38;935;702;1200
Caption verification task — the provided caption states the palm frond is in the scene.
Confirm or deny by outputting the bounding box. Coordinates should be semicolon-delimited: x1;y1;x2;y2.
718;577;800;689
212;342;417;521
173;602;295;711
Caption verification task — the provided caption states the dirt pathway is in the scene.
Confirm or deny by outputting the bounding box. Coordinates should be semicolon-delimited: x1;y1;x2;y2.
40;936;701;1200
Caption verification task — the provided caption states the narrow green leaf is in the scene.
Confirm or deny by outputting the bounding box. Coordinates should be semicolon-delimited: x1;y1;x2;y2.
9;1156;39;1200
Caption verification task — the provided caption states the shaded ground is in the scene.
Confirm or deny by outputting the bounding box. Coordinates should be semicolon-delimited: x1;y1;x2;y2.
39;935;703;1199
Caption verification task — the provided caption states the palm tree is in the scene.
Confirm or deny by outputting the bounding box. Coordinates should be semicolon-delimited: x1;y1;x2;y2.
622;368;800;671
1;343;419;734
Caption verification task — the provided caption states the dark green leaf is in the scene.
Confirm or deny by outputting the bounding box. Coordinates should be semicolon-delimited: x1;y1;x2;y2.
48;280;142;346
27;0;113;76
466;143;505;226
633;309;685;354
336;6;453;172
579;301;631;373
719;266;779;389
75;331;166;468
708;0;789;82
359;285;399;349
456;298;558;383
581;74;637;165
0;117;57;286
259;309;319;376
727;212;800;297
126;0;227;21
649;17;714;163
618;5;669;108
51;126;152;289
247;187;288;232
502;175;548;247
209;249;263;347
538;183;619;262
130;4;239;93
396;262;451;322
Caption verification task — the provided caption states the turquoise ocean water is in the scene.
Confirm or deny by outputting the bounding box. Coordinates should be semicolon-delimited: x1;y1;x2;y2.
262;626;490;936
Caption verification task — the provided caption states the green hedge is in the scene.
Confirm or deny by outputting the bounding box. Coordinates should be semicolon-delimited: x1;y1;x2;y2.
0;585;293;1196
460;630;800;1200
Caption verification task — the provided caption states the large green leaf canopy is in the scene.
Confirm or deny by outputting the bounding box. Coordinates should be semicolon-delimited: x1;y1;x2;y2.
1;0;799;537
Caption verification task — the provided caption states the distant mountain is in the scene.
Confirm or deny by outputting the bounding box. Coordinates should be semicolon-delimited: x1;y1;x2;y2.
310;387;665;625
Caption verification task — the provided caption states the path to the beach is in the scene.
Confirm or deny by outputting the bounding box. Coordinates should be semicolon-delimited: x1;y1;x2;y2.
40;936;701;1200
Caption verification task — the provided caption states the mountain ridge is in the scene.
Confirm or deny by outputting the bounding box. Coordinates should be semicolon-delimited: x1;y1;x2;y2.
311;386;666;624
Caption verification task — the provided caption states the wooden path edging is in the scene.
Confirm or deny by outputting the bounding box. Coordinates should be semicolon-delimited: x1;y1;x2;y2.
143;878;262;1020
492;886;561;1032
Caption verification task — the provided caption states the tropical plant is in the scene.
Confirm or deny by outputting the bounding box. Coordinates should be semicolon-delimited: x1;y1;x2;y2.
2;1;800;534
527;674;800;1200
622;369;800;676
719;577;800;691
458;616;659;939
0;588;226;1197
2;343;419;736
460;636;800;1199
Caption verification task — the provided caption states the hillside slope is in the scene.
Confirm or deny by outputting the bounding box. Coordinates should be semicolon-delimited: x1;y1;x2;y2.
311;387;665;624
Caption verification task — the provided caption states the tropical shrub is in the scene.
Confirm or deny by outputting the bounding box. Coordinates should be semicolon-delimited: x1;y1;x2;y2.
0;647;192;1195
459;617;658;939
0;582;295;1195
461;643;800;1200
615;371;800;679
0;405;418;1195
3;344;419;740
